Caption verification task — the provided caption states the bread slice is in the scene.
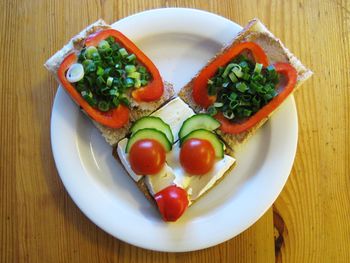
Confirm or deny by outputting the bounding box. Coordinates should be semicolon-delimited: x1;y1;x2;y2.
178;18;313;150
45;19;175;146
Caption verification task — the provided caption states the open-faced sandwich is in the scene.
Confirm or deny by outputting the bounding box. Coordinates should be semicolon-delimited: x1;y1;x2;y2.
46;18;311;223
179;18;313;149
45;20;174;145
114;97;236;221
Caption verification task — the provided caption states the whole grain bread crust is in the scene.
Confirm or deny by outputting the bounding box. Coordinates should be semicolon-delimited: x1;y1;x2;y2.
178;18;313;150
45;20;175;146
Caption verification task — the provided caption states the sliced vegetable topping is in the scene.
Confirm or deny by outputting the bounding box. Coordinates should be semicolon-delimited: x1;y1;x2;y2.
216;62;297;134
180;138;215;175
58;53;129;128
130;116;174;144
129;139;166;175
181;129;224;158
178;114;220;140
58;29;164;128
125;128;172;153
154;185;189;222
193;42;269;108
85;29;164;102
75;35;151;112
207;55;279;121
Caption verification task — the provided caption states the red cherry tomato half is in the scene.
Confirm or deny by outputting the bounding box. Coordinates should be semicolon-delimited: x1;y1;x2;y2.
154;185;189;222
129;139;166;175
180;138;215;175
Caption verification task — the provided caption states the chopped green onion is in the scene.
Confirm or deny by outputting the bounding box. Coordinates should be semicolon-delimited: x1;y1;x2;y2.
128;72;141;79
125;65;136;73
134;78;141;88
118;48;128;57
106;77;114;87
229;92;238;101
140;79;148;86
112;97;120;106
222;63;240;78
124;78;134;88
214;102;224;108
91;52;101;61
243;109;252;117
106;36;115;44
109;88;119;96
254;63;263;74
223;110;234;119
98;101;109;111
207;56;279;121
96;66;104;76
86;46;98;59
98;40;110;50
228;72;238;83
236;82;248;92
207;106;217;116
232;67;243;78
126;54;136;62
138;66;147;74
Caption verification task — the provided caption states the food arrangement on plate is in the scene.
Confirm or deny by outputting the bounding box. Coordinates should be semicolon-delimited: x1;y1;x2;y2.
45;18;312;222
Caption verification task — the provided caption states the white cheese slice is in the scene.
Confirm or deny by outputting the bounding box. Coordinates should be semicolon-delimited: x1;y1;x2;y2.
151;97;195;142
144;165;175;196
117;138;143;182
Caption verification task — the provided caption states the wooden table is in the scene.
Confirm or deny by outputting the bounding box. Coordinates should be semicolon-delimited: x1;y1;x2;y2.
1;0;349;262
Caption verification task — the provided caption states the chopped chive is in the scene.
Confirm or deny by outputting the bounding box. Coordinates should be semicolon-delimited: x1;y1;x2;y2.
126;54;136;62
134;78;141;88
228;72;238;83
214;102;224;108
236;82;248;92
125;65;136;73
207;106;217;116
254;63;263;74
85;46;98;59
128;72;141;79
118;48;128;57
106;77;113;87
74;36;152;112
98;101;109;111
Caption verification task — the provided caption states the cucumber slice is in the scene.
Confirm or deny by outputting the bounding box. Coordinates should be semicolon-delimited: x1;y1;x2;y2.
125;128;172;153
178;114;221;140
130;116;174;144
181;129;224;158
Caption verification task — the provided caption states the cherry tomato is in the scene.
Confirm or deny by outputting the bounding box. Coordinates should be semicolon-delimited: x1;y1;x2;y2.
180;138;215;175
154;185;189;222
129;139;166;175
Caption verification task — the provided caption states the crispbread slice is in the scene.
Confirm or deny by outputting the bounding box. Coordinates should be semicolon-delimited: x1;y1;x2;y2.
45;20;175;146
178;18;313;150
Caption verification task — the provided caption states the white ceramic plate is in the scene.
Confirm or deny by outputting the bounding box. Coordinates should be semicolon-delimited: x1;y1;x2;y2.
51;8;298;252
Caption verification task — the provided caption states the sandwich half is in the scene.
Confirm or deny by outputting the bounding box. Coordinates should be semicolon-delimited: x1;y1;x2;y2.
45;20;175;146
178;18;313;150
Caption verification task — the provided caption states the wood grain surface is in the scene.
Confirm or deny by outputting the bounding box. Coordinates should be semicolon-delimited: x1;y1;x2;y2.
1;0;349;262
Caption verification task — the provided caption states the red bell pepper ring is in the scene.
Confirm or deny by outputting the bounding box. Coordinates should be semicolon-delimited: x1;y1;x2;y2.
154;185;189;222
193;42;269;108
85;29;164;102
215;62;297;134
58;52;129;128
